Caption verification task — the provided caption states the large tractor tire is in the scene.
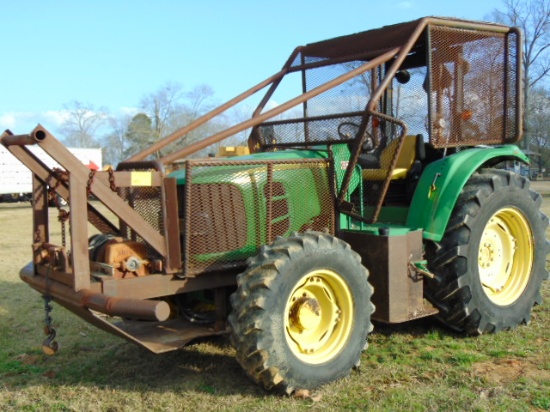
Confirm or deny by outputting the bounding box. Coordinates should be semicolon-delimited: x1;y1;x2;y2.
425;169;549;335
228;231;374;393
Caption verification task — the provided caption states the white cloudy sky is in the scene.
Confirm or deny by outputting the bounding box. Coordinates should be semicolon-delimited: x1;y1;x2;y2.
1;0;503;134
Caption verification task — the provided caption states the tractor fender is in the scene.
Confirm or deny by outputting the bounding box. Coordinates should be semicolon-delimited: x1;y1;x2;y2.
406;145;529;242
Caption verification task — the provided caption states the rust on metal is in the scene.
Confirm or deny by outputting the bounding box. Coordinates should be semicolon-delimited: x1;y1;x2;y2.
340;230;438;323
159;48;400;164
2;16;522;354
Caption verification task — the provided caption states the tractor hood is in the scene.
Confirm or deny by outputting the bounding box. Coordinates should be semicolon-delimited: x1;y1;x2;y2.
168;149;329;184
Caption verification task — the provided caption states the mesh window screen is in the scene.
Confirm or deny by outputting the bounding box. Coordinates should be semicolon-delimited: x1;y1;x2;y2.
428;26;518;147
255;60;373;149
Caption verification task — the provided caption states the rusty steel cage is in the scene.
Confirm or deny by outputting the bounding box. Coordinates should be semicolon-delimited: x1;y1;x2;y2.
428;25;519;147
238;18;521;224
2;17;522;284
0;17;524;352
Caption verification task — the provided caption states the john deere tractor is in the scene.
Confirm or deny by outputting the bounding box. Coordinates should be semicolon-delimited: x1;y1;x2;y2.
2;17;548;393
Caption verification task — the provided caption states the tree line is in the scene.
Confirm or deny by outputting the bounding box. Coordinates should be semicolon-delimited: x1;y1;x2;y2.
59;82;251;167
490;0;550;176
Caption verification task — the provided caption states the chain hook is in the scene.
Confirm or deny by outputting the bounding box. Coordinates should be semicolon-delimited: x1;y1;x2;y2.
41;265;58;355
42;324;59;356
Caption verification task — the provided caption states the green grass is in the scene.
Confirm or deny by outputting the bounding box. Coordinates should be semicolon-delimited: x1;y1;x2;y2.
0;198;549;412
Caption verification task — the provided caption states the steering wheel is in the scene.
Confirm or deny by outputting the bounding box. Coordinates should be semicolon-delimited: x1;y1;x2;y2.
337;122;375;151
337;122;360;140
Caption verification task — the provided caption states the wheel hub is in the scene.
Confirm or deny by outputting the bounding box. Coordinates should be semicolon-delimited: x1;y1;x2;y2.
289;296;322;331
284;270;353;364
479;240;497;269
478;208;533;305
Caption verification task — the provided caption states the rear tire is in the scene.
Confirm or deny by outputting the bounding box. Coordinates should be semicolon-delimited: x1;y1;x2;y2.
425;169;549;334
228;231;374;393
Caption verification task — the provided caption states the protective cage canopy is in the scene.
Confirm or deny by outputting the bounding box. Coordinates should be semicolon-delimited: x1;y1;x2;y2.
253;16;521;152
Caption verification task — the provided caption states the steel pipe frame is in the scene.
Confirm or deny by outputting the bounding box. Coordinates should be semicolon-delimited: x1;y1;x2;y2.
159;48;400;165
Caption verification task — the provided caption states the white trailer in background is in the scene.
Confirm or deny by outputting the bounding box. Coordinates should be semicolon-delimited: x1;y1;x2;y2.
0;145;102;202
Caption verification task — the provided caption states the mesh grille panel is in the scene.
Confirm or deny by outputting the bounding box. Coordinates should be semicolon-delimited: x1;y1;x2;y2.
428;26;517;147
183;159;334;275
305;63;371;116
117;186;163;260
189;183;247;255
256;115;365;148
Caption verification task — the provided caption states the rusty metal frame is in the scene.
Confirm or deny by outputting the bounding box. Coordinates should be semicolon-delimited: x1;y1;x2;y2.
336;17;522;224
0;127;184;293
1;17;523;352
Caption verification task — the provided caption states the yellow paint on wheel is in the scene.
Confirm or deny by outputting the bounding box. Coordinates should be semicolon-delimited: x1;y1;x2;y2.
478;207;533;306
284;269;353;364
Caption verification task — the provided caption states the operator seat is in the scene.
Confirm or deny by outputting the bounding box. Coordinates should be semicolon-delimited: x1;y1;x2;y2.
362;134;425;180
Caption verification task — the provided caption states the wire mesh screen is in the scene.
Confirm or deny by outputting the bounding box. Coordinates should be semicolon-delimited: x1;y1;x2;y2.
305;63;372;116
183;158;334;275
428;26;518;147
117;186;163;259
254;62;373;149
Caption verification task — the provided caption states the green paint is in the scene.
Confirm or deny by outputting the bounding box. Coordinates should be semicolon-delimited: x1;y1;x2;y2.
169;149;329;184
169;149;332;264
406;145;529;241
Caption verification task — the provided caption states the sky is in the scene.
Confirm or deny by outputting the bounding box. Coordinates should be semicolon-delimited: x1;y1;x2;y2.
1;0;505;135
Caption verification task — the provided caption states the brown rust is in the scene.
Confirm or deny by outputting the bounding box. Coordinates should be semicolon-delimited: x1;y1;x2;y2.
79;291;170;322
339;229;436;323
159;48;399;164
21;263;169;321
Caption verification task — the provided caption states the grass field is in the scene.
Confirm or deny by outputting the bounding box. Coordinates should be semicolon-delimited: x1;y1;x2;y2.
0;182;549;411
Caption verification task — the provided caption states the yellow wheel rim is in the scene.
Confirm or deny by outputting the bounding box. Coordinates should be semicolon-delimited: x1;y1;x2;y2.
478;207;533;306
284;269;353;364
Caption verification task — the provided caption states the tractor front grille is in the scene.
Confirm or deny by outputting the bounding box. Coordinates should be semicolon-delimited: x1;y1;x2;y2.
181;158;334;276
188;183;248;256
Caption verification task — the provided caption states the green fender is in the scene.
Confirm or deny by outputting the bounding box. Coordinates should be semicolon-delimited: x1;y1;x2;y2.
406;145;529;242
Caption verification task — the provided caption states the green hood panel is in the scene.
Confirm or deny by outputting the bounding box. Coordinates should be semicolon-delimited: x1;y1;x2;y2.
168;149;328;184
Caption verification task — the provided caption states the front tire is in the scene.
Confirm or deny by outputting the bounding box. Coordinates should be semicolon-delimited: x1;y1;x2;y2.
228;231;374;393
426;169;549;334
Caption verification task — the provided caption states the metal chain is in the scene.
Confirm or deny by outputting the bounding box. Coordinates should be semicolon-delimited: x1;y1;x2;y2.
107;167;117;192
46;168;67;208
60;216;67;248
46;168;70;248
42;264;58;355
86;169;96;197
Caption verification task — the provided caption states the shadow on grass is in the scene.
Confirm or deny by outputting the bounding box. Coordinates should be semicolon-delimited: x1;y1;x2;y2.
372;315;462;339
0;277;464;397
0;279;265;396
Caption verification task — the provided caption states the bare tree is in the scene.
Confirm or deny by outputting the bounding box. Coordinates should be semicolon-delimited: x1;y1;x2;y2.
103;114;132;167
140;81;185;148
59;101;108;147
527;87;550;175
228;105;254;146
139;82;220;158
489;0;550;146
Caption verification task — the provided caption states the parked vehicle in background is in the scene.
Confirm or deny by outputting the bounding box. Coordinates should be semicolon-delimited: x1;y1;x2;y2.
0;145;101;202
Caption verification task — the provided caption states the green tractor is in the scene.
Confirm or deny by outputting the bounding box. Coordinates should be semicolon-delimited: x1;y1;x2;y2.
2;16;548;394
